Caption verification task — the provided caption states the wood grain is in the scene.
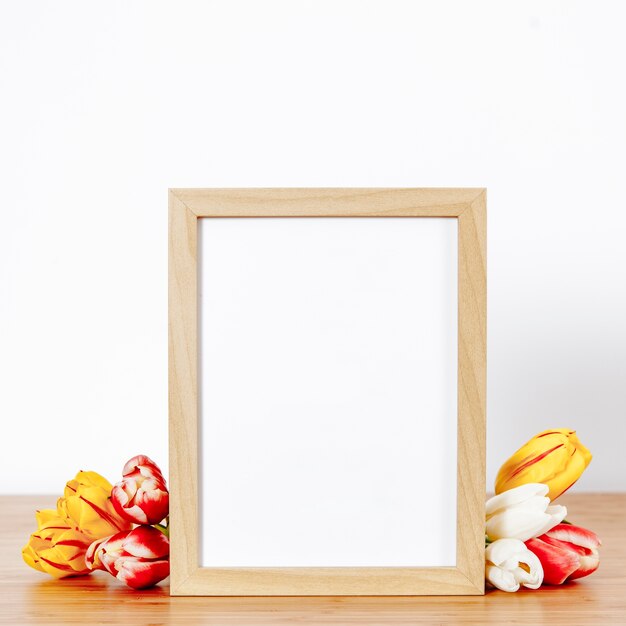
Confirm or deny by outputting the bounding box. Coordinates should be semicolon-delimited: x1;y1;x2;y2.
169;188;486;595
3;494;625;625
171;187;482;217
168;190;199;594
456;190;487;592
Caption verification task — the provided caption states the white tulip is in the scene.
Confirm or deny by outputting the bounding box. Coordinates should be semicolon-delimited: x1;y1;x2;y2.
485;538;544;592
485;483;567;542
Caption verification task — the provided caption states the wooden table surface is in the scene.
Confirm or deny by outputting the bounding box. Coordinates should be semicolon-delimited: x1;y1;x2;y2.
1;494;625;625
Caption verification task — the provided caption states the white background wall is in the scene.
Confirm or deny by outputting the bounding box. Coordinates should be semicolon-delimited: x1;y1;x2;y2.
1;1;624;494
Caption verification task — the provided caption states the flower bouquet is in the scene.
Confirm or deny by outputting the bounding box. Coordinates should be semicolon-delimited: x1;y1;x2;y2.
23;455;170;589
485;429;601;592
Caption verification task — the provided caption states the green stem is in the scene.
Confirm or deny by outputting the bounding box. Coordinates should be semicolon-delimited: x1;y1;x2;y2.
155;515;169;538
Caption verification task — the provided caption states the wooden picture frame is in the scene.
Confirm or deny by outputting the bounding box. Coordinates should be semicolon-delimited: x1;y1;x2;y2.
169;188;486;596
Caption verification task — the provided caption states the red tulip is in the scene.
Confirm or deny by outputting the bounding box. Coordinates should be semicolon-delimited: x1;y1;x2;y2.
525;523;601;585
86;526;170;589
111;455;169;525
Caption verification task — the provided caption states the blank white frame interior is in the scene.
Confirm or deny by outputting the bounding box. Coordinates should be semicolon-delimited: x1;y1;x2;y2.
198;217;458;568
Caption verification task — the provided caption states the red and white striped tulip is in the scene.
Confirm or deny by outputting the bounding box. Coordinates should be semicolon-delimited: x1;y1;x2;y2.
111;455;169;525
525;523;601;584
86;525;170;589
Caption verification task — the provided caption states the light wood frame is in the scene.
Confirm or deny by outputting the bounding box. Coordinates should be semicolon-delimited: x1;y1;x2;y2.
169;188;486;596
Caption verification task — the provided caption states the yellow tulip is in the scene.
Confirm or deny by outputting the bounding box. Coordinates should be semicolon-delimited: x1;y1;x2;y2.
57;470;131;541
495;429;592;501
22;509;92;578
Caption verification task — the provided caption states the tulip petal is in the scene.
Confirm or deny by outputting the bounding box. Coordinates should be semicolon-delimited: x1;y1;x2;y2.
115;557;170;589
548;448;588;500
79;495;129;533
526;537;580;585
569;550;600;580
23;509;94;580
134;489;169;524
495;429;592;501
35;509;71;530
126;505;150;525
59;471;132;540
122;455;165;480
123;527;170;560
37;555;84;578
85;536;109;571
544;523;601;550
74;471;114;492
486;484;549;516
86;531;128;574
515;547;543;589
532;505;568;538
112;474;169;525
513;566;539;588
485;538;526;566
513;495;551;513
485;538;544;591
22;543;46;573
487;509;557;542
486;564;520;592
111;483;152;524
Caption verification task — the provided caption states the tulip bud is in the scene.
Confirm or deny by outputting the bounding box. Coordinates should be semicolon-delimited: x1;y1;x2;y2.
111;455;169;525
22;509;92;578
526;523;601;584
495;429;592;501
485;538;543;592
486;483;567;542
57;470;132;541
86;526;170;589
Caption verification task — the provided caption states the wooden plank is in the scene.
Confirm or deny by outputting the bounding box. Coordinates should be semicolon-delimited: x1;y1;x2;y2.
6;494;625;624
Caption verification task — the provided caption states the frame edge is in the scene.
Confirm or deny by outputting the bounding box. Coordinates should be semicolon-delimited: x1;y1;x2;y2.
173;187;482;217
455;189;487;593
169;189;200;595
168;188;487;595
